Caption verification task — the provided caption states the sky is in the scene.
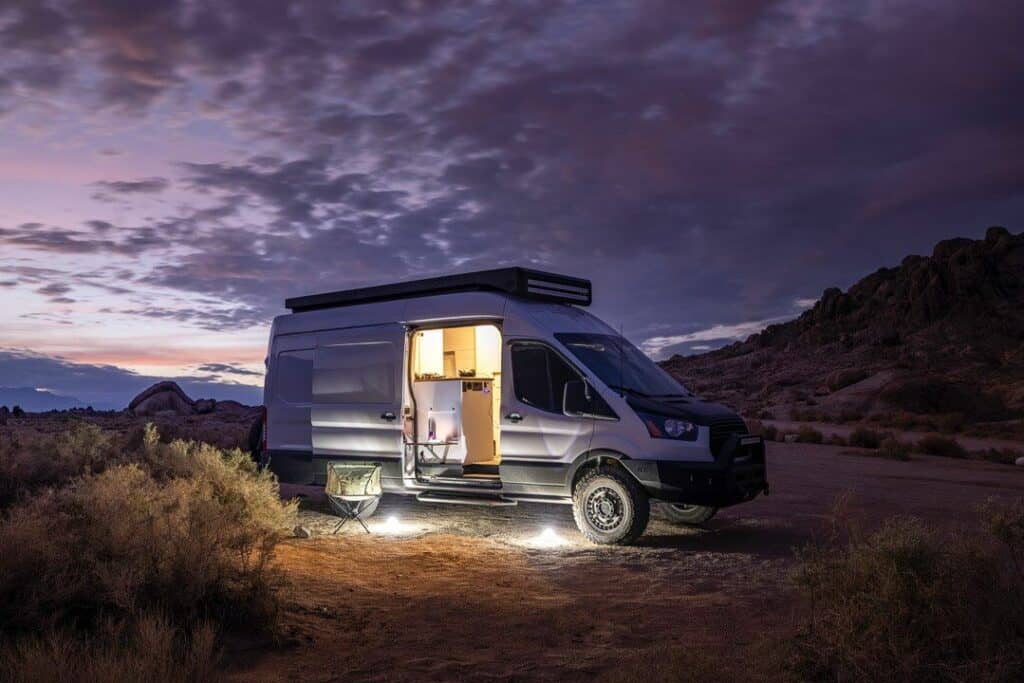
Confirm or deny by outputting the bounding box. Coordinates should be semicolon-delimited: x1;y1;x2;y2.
0;0;1022;408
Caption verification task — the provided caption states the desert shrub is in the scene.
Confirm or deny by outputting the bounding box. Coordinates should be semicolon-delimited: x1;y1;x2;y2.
877;437;913;461
848;427;883;449
789;501;1024;681
826;434;848;447
11;406;24;417
0;425;296;677
758;409;775;420
0;422;118;508
882;379;1010;421
974;448;1024;466
796;426;824;444
0;613;216;683
936;412;967;434
790;407;825;422
826;368;868;392
836;409;864;424
916;435;969;459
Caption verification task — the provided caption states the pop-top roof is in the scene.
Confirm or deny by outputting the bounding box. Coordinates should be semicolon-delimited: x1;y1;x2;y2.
285;267;592;313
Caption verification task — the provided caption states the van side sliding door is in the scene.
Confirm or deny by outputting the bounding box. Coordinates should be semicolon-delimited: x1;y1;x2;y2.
312;324;406;478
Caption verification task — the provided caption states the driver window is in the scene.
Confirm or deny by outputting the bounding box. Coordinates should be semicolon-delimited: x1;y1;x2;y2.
510;343;580;414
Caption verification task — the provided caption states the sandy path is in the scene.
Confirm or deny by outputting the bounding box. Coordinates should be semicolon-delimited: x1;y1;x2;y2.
225;443;1024;681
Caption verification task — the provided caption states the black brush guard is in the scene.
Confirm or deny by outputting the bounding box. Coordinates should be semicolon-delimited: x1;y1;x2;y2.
622;434;769;507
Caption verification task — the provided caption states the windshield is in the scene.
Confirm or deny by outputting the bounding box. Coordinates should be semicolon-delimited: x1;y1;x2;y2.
554;333;691;398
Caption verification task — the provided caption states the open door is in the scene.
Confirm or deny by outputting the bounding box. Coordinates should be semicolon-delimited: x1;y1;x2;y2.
407;324;503;486
311;324;405;478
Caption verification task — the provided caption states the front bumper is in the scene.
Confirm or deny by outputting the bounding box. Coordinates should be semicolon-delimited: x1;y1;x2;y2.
621;434;768;507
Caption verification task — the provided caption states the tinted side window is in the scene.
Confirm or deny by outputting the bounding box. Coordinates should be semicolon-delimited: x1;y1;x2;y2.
511;345;552;411
276;350;313;404
511;343;585;414
314;341;395;404
547;350;578;413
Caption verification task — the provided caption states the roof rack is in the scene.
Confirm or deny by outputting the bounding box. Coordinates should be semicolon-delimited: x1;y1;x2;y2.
285;267;591;313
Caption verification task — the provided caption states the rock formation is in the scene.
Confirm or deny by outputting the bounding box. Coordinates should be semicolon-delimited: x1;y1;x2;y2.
128;381;196;417
661;227;1024;426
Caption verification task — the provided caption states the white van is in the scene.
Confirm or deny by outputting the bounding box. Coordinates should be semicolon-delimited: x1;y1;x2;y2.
261;268;767;544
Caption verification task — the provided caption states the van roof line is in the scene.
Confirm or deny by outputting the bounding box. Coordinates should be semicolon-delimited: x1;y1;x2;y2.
284;267;592;313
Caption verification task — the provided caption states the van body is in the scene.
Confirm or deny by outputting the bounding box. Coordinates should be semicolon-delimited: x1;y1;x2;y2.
263;268;767;544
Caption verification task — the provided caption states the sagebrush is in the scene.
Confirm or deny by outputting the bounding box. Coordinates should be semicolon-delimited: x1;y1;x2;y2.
788;498;1024;681
0;423;297;682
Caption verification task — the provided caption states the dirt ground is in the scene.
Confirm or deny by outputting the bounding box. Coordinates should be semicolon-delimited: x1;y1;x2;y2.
220;442;1024;682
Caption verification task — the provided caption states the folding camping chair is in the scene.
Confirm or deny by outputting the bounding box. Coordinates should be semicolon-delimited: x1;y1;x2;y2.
325;462;382;534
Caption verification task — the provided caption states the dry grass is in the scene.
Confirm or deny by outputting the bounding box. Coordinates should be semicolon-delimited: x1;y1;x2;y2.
877;437;913;461
915;434;969;459
787;498;1024;682
0;424;296;681
847;427;883;449
0;614;217;683
795;426;824;444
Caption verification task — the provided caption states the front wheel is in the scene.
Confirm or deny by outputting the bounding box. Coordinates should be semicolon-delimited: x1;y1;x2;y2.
572;466;650;545
660;503;717;526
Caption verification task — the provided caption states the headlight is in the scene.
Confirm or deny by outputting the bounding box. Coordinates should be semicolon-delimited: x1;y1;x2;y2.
637;411;698;441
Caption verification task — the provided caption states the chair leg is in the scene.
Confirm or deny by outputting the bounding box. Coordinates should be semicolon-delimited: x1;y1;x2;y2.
355;515;371;534
332;517;348;534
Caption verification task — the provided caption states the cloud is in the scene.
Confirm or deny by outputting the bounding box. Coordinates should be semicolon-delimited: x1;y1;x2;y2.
0;349;262;410
0;222;164;256
196;362;262;377
0;0;1021;380
92;177;170;198
640;317;788;358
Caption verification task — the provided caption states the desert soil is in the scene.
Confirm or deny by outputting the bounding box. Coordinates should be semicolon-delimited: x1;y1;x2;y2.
221;442;1024;682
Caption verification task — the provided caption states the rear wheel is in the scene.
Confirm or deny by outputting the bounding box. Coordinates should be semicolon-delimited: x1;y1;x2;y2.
660;503;717;526
572;466;650;545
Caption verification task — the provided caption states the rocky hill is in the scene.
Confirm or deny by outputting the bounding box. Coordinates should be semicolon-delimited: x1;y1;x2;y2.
661;227;1024;432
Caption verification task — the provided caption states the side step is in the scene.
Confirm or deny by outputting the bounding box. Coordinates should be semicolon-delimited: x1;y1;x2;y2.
416;492;518;506
424;475;502;490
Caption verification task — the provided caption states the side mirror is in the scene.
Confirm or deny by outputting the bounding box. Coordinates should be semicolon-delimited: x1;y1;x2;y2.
562;379;592;417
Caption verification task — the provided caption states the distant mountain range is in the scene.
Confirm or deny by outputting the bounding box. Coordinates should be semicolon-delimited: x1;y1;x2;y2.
662;226;1024;430
0;387;86;412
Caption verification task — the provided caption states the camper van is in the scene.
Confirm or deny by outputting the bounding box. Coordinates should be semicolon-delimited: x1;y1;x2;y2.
261;268;767;544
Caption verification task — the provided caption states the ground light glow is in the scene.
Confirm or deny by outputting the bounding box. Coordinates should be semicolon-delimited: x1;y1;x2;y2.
530;526;568;549
374;515;418;536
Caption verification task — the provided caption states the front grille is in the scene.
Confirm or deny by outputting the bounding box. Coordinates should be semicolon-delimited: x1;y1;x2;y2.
709;417;747;456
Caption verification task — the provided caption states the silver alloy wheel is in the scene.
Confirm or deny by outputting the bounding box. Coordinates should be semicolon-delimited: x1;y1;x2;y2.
585;486;625;531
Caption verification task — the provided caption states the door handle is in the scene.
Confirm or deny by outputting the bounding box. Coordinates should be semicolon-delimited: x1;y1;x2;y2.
505;412;523;423
380;411;397;421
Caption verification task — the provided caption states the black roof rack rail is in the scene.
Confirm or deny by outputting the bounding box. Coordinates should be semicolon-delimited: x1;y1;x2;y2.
285;267;591;313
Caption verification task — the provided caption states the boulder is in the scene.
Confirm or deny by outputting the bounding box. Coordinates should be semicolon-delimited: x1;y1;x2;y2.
293;525;313;539
128;381;195;417
194;398;217;414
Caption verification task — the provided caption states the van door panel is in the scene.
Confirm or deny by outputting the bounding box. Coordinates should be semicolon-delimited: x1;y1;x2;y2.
500;341;593;465
312;324;405;462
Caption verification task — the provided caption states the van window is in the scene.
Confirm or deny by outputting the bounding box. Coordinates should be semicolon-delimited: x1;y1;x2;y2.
276;349;313;403
510;343;579;414
314;342;395;404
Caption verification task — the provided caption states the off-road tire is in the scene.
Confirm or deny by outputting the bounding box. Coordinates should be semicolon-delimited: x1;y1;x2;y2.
660;503;717;526
572;466;650;545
